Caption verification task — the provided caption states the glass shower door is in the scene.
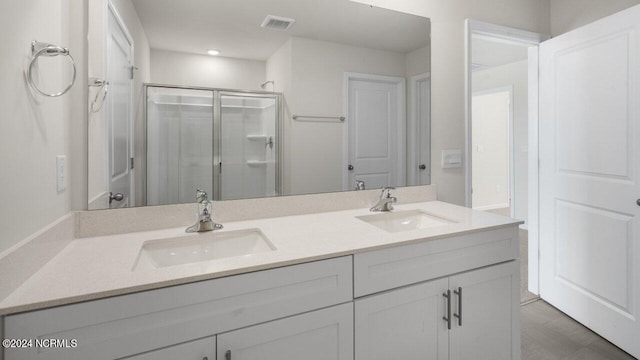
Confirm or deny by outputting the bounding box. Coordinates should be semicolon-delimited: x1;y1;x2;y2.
146;87;214;205
219;93;278;200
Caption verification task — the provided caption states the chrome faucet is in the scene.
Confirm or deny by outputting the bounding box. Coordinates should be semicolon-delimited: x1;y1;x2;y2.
355;179;366;191
185;189;223;233
370;187;397;212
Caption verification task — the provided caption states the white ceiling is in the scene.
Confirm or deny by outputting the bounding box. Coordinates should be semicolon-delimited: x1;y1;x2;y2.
131;0;430;61
472;35;530;70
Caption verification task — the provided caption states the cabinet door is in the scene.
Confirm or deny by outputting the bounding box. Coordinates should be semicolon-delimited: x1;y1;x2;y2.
124;336;215;360
449;261;520;360
217;303;353;360
355;278;449;360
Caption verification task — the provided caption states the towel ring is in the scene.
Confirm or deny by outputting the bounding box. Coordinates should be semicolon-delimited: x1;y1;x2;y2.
89;78;109;113
27;41;77;97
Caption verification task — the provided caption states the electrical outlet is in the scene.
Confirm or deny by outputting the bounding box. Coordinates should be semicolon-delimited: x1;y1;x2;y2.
56;155;66;192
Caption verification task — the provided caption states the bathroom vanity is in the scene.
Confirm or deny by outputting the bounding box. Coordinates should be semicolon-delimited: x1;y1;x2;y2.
0;197;521;360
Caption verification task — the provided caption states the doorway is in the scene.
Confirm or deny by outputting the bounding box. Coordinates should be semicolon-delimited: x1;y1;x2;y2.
465;20;548;303
344;73;406;190
471;87;513;214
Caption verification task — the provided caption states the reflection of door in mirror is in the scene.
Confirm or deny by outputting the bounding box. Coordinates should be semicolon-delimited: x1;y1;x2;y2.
88;5;134;210
346;73;406;190
409;73;431;186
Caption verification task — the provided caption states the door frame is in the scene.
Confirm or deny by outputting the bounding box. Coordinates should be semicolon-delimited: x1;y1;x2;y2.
470;85;514;214
408;73;431;186
106;1;135;207
464;19;548;294
342;72;407;191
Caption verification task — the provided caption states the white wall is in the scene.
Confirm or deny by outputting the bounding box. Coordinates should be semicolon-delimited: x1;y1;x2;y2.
271;37;410;195
150;49;266;91
350;0;550;205
406;45;431;77
265;40;293;194
473;60;528;221
550;0;640;36
0;0;86;254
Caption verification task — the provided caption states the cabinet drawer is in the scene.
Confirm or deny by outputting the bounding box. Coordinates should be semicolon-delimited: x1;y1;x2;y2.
354;226;518;297
4;256;352;360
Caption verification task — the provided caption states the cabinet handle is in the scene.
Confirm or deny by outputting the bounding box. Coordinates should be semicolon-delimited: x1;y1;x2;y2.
203;358;208;360
443;289;452;330
453;287;462;327
225;350;231;360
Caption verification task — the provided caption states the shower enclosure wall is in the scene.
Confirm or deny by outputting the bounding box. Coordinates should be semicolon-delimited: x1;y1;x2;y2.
145;85;281;205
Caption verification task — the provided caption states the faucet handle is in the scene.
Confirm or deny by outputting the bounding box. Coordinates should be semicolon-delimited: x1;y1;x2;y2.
196;189;209;203
382;187;396;197
355;179;366;191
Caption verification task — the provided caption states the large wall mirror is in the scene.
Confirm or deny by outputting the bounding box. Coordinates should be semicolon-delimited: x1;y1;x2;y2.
88;0;431;209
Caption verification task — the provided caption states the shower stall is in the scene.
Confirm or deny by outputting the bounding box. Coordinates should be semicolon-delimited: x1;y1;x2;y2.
144;85;281;205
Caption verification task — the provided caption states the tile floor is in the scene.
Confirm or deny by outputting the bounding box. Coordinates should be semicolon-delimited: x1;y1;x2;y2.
481;208;635;359
521;300;636;360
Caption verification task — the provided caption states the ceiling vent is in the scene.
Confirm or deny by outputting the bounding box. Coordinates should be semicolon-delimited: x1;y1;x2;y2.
261;15;296;31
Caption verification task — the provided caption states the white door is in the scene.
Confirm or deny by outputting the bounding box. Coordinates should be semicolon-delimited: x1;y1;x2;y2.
539;5;640;357
449;262;520;360
106;8;134;208
346;74;406;189
472;88;512;211
217;303;353;360
355;278;448;360
412;73;431;185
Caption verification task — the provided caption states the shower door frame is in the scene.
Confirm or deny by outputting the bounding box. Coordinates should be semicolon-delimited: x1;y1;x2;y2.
143;83;283;204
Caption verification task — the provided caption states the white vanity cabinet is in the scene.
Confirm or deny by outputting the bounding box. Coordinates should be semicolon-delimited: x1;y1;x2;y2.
124;337;216;360
3;256;353;360
355;277;450;360
448;261;519;360
354;226;520;360
2;223;521;360
217;303;353;360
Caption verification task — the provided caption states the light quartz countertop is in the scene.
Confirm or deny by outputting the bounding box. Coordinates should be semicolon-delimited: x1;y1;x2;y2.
0;201;521;316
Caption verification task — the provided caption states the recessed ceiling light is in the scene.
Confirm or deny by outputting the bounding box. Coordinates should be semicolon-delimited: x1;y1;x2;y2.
207;49;220;56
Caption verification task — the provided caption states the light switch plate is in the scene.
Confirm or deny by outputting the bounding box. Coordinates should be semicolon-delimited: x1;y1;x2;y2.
56;155;66;192
441;149;462;169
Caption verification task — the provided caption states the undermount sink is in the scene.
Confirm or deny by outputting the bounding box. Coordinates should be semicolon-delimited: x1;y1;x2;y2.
133;228;276;271
357;209;456;233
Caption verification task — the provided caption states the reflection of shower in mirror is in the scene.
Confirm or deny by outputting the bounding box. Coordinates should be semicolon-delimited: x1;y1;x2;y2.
145;85;281;205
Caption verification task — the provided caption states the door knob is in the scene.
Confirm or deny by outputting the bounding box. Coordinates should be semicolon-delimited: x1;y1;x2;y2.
637;199;640;207
419;164;426;170
109;192;124;204
348;164;354;171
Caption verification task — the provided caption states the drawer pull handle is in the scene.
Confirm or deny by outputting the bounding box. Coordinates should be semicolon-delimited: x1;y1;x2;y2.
443;289;452;330
226;350;232;360
453;287;462;326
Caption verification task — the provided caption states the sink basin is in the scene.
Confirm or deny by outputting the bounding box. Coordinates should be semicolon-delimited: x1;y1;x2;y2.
133;228;276;271
357;210;456;233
